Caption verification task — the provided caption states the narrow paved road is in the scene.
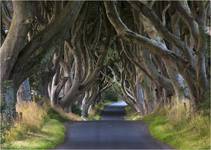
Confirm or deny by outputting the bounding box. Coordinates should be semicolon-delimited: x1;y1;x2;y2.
56;102;171;149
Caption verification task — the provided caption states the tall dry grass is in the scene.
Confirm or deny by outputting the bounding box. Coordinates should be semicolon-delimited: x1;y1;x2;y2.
4;101;48;142
165;99;210;139
166;99;191;124
16;101;48;129
144;97;210;149
52;106;82;121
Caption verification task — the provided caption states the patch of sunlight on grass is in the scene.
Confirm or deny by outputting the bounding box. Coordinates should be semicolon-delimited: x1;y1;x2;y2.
3;119;65;150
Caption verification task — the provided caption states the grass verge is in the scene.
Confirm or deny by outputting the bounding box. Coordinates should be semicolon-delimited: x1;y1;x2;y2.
51;106;82;121
143;106;210;150
2;102;68;150
87;104;103;120
3;118;65;150
124;106;142;120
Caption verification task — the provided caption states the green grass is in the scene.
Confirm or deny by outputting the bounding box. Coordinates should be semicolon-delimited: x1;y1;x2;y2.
87;102;108;120
87;105;103;120
143;112;211;150
2;109;66;150
124;106;142;120
47;108;69;122
88;113;101;120
87;100;115;120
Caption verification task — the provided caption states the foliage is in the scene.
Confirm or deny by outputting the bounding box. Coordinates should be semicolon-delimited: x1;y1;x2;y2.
88;111;101;120
86;102;107;120
71;104;82;116
87;106;101;120
86;99;117;120
102;88;119;102
198;91;210;116
103;48;119;65
143;103;211;150
124;106;141;120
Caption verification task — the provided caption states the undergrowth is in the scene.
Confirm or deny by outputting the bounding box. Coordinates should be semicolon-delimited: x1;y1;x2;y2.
2;101;66;149
87;108;101;120
87;103;104;120
124;106;142;120
143;101;211;150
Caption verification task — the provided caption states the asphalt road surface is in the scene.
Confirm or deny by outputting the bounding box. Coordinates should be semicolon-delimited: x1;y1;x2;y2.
56;103;171;149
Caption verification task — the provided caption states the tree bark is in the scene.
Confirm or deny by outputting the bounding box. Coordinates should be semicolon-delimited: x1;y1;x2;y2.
0;1;32;122
17;79;31;102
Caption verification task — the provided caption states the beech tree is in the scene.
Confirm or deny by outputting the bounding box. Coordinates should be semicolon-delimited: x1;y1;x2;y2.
0;1;84;121
0;1;210;123
104;1;210;107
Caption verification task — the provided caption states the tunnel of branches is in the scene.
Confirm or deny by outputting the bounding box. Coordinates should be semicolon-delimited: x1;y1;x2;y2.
0;1;210;120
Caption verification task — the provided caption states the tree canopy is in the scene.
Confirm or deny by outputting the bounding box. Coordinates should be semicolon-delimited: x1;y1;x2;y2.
0;1;210;119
